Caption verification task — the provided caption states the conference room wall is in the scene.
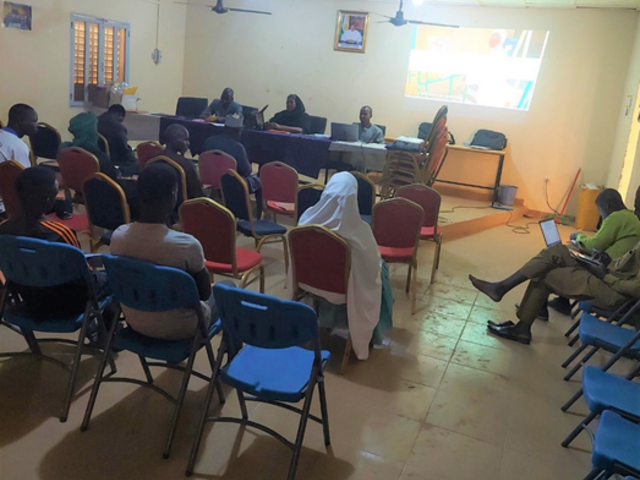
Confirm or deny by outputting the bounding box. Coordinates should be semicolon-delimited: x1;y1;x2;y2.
0;0;186;142
182;0;636;213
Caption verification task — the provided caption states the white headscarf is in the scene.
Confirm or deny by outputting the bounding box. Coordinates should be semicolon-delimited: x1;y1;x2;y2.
297;172;382;360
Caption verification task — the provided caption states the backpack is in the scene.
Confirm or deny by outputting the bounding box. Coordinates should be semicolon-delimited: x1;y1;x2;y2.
417;122;456;145
469;130;507;150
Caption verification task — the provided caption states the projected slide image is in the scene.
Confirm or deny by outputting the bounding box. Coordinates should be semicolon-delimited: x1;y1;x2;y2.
406;27;550;110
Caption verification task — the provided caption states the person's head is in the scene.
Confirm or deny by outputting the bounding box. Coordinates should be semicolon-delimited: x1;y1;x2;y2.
349;22;357;31
137;163;178;222
15;166;58;219
163;124;190;155
68;112;98;143
224;113;244;139
220;88;234;109
286;94;297;112
360;106;373;126
595;188;626;219
7;103;38;138
107;104;126;123
299;172;358;226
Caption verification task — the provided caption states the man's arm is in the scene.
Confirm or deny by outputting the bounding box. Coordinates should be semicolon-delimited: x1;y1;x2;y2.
200;100;216;119
235;145;252;177
575;215;617;253
185;163;205;198
192;268;212;301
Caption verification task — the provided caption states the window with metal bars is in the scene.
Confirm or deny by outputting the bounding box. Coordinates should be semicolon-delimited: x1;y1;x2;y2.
70;14;130;107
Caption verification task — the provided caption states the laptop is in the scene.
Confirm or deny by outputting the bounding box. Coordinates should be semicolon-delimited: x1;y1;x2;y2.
331;123;359;142
244;105;269;129
539;218;600;265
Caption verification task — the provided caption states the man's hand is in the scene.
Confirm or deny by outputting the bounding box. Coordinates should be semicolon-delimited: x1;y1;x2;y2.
592;250;612;268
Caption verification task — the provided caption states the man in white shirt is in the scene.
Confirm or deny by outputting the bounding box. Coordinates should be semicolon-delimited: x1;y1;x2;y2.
110;163;231;340
340;24;363;45
0;104;38;214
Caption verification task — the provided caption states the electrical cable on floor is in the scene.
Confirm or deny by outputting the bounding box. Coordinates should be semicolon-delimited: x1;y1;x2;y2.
505;210;539;235
544;179;562;216
439;204;492;224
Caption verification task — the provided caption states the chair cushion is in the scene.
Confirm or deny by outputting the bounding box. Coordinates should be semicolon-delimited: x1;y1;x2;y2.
205;248;262;274
44;213;89;233
579;313;640;355
237;219;287;237
583;366;640;419
267;201;295;215
378;246;414;262
592;411;640;473
114;320;222;364
221;346;330;403
420;226;441;239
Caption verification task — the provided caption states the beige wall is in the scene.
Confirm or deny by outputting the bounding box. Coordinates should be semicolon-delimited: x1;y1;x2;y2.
0;0;186;142
183;0;636;212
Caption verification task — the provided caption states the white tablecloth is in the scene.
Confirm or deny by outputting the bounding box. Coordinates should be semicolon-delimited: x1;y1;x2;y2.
328;141;388;171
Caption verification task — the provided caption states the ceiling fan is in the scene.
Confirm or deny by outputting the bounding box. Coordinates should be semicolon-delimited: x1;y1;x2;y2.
372;0;457;28
175;0;272;16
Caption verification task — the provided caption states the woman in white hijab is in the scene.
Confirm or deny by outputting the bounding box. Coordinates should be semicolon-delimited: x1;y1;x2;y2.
296;172;393;360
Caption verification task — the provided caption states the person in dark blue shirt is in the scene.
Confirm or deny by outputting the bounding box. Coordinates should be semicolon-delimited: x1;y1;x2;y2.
200;87;242;122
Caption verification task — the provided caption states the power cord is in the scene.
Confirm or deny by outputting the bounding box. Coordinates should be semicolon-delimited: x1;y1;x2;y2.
544;178;562;216
505;210;539;234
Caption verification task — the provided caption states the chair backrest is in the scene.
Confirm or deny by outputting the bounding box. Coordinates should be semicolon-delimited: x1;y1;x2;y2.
296;184;324;223
396;184;441;229
372;197;424;249
29;122;61;160
198;149;237;190
0;236;90;288
146;156;188;204
220;170;253;222
83;173;131;231
57;147;101;194
176;97;208;118
97;133;110;156
378;124;387;137
351;171;376;216
212;282;321;356
308;115;327;135
101;254;202;314
180;198;237;267
260;161;299;204
136;141;165;168
0;160;26;219
289;225;350;295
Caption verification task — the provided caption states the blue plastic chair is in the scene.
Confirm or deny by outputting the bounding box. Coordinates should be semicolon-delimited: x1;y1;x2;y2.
581;411;640;480
186;283;331;480
0;236;114;422
562;366;640;448
565;299;634;347
80;255;225;459
221;170;289;277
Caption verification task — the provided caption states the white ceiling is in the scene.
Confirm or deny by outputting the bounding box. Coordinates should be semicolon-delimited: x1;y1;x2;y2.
406;0;640;9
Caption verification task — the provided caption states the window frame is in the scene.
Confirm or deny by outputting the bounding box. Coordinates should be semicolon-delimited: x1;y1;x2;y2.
69;14;131;108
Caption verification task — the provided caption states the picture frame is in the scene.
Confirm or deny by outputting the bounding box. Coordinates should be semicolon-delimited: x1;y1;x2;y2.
334;10;369;54
2;1;31;30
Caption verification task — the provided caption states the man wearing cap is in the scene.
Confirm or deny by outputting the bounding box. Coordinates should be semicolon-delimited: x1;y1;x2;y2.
202;114;262;216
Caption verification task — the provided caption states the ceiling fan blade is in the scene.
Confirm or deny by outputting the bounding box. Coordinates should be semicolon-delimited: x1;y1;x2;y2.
227;7;272;15
407;19;459;28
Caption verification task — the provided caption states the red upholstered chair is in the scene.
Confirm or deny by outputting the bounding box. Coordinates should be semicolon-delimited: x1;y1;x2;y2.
0;160;26;219
372;197;424;314
136;141;165;169
198;149;237;199
180;198;265;291
289;224;352;371
397;184;443;284
260;161;299;220
146;156;188;204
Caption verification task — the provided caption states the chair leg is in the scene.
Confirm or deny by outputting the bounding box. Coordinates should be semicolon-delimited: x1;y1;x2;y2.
282;235;289;289
561;387;584;412
405;264;412;294
564;318;581;338
139;355;154;383
564;346;599;382
430;240;439;284
186;345;225;477
562;343;589;368
237;390;249;421
259;266;265;293
205;342;225;405
341;336;352;374
23;329;41;355
411;260;418;315
627;361;640;380
435;235;442;270
60;304;92;423
581;468;605;480
287;378;316;480
317;372;331;446
568;332;581;347
562;411;598;448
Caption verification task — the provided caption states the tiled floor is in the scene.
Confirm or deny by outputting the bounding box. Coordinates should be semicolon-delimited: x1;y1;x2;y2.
0;219;619;479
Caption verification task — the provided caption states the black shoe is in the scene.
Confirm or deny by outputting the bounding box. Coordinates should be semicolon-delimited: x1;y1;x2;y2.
514;303;549;321
487;323;531;345
548;297;572;316
488;320;515;328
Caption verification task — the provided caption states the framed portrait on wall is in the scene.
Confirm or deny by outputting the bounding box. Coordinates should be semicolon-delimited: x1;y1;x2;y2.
2;1;32;30
334;11;369;54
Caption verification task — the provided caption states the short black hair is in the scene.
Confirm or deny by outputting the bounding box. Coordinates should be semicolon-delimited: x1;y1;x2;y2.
222;87;234;97
596;188;626;213
15;166;56;205
361;105;373;115
8;103;36;124
107;104;126;117
137;163;178;204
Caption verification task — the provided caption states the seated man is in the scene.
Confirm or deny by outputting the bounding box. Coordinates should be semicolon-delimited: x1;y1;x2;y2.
469;242;640;345
0;167;88;317
161;124;204;199
202;114;262;217
110;163;231;340
356;106;384;144
546;188;640;315
200;87;242;122
97;104;138;176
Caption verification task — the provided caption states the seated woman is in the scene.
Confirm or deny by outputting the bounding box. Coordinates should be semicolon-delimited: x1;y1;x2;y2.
296;172;393;360
265;94;311;134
